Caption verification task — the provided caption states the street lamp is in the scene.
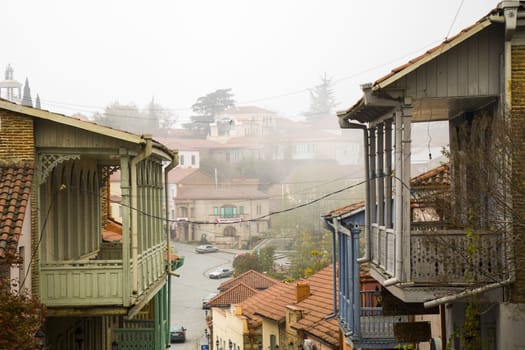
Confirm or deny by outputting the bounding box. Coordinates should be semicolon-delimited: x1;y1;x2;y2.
257;342;263;350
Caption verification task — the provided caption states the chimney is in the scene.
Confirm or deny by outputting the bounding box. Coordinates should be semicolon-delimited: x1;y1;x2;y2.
296;282;310;303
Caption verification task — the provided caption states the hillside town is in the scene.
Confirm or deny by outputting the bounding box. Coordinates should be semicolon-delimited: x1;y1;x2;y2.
2;1;525;350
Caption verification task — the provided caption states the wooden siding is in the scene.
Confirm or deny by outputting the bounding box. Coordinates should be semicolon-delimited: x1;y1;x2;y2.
387;25;503;99
35;119;137;151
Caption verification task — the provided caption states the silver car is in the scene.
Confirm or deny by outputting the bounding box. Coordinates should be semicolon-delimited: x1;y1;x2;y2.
195;244;219;253
208;267;233;279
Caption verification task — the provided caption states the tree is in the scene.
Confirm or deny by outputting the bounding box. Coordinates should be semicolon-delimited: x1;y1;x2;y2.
232;246;276;275
146;98;177;135
183;89;235;138
93;100;176;136
0;267;46;349
289;230;332;279
305;73;338;121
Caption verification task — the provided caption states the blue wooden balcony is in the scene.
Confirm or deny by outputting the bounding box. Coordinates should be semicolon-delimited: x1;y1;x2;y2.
341;290;409;349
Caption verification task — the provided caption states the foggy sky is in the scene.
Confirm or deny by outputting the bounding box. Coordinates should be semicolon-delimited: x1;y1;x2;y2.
3;0;497;121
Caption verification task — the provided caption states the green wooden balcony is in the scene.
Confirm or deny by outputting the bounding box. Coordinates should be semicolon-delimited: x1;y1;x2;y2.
40;244;165;307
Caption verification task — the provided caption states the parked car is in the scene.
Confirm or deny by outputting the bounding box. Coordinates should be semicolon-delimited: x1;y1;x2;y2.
195;244;219;253
202;291;220;309
208;267;234;279
170;325;186;343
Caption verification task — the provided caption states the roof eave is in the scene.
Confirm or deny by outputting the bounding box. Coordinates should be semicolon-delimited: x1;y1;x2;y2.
0;99;143;144
373;19;493;91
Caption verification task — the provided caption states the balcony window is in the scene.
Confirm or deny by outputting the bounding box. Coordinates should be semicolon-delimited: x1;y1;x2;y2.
220;205;237;218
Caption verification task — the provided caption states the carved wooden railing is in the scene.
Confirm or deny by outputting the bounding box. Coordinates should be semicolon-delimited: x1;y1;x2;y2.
40;243;165;306
370;224;505;284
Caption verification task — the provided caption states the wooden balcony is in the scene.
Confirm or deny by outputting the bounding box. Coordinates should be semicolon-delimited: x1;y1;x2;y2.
370;224;506;284
40;244;165;307
343;290;409;349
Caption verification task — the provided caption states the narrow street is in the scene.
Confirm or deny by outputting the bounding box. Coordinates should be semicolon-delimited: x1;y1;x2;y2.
170;243;238;350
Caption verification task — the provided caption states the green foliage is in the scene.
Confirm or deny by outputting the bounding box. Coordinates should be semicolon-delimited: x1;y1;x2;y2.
191;88;235;117
184;89;235;138
0;276;46;350
93;100;175;136
233;253;260;275
289;230;332;279
232;246;278;277
305;73;338;121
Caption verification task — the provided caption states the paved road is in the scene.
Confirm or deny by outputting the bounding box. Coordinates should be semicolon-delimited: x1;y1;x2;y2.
169;243;237;350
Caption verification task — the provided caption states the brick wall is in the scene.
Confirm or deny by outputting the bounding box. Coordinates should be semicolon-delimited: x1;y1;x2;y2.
511;45;525;303
0;110;39;296
0;110;35;161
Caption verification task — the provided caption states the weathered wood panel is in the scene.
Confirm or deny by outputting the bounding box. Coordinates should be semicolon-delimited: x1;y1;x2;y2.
35;119;137;150
388;25;503;99
40;260;124;306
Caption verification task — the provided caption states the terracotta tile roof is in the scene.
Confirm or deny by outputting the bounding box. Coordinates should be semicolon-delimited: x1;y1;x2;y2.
323;200;365;219
208;282;259;307
410;163;450;189
290;265;340;347
218;269;280;292
324;162;450;218
239;281;297;326
0;161;33;261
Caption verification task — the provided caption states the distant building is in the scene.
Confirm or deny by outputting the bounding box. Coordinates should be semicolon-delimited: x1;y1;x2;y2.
0;64;22;103
171;169;270;248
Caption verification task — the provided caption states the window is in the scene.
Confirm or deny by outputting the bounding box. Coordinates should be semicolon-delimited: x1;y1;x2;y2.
191;155;196;165
179;206;188;217
213;207;218;216
256;204;262;215
220;205;237;218
180;155;185;166
224;226;236;237
239;206;244;214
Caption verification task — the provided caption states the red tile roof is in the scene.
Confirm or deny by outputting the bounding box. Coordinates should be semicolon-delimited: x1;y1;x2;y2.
0;162;34;261
218;269;279;292
410;163;450;189
290;265;340;347
239;281;297;327
209;282;259;307
324;163;450;218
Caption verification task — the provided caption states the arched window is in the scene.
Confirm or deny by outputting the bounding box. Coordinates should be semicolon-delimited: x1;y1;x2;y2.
223;226;236;237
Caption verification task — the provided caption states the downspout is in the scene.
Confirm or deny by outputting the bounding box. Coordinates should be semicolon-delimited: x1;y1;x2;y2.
337;118;371;263
384;110;403;286
165;150;178;276
331;217;339;318
321;216;339;319
131;135;153;296
164;151;177;344
424;279;513;308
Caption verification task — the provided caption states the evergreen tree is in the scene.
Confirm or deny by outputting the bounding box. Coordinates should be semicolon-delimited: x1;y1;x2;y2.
305;73;337;121
183;89;235;138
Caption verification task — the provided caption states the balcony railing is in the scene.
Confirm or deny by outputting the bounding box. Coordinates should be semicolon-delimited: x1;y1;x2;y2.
40;243;165;307
370;224;506;284
343;290;409;348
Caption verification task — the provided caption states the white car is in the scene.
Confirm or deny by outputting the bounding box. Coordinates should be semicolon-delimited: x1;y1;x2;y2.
195;245;219;254
208;268;234;279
